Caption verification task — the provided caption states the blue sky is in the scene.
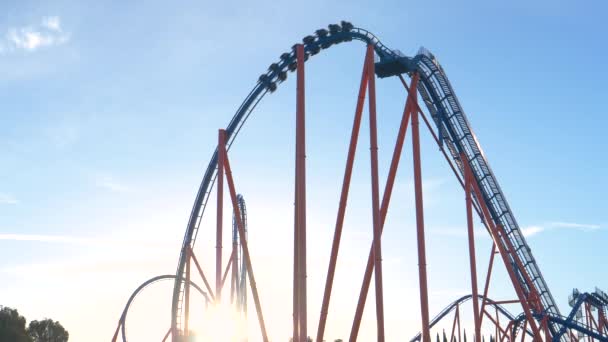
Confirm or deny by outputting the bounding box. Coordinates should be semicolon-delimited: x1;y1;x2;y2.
1;0;607;341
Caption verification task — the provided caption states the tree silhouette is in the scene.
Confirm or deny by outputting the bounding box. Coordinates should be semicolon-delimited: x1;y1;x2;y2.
27;319;69;342
0;307;31;342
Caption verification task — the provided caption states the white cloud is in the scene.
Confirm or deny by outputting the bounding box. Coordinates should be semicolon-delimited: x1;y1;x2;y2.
521;225;545;237
96;176;131;193
42;16;62;31
1;16;69;53
521;221;601;237
548;221;601;231
0;193;19;205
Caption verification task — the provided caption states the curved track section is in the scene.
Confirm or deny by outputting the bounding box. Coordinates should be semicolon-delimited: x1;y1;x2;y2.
408;294;528;342
232;194;248;316
116;275;207;342
171;21;560;335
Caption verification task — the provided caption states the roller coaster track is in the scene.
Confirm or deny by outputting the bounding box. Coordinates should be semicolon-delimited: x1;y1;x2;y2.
408;295;532;342
167;22;598;340
112;275;208;342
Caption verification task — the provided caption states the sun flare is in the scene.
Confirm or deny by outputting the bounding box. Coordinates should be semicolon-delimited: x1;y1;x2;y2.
195;304;247;342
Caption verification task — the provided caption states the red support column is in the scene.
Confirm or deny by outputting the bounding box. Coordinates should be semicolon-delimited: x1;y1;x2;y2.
366;43;386;342
294;43;308;342
316;48;369;342
349;72;419;342
464;154;481;342
184;248;191;337
411;72;431;342
217;129;226;303
222;147;269;342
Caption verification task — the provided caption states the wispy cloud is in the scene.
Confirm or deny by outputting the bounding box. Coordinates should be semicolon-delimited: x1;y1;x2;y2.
95;176;130;193
0;233;168;248
521;221;601;237
0;193;19;205
0;16;69;54
432;221;601;238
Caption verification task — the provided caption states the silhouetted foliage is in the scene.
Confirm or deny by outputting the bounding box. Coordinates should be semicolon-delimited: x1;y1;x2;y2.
0;307;31;342
28;319;69;342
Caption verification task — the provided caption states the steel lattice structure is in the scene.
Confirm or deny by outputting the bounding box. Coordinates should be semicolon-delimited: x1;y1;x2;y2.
112;22;607;342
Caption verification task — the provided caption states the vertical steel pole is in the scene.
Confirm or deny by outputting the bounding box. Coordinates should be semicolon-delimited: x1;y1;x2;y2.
294;43;307;342
184;248;191;337
317;50;369;342
349;72;420;342
464;155;481;342
365;43;386;342
222;148;269;342
295;44;308;342
217;129;226;303
411;72;431;342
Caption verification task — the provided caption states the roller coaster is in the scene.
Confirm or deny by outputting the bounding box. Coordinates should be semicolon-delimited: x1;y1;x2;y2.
112;22;608;342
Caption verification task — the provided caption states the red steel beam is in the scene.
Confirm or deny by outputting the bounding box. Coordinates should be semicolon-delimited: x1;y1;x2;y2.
221;248;235;289
366;43;386;342
483;310;508;339
162;327;171;342
221;144;269;342
450;304;460;342
411;72;431;342
464;154;481;342
216;129;226;303
479;244;497;327
189;246;216;301
492;299;522;305
349;73;419;341
111;322;120;342
316;48;369;342
294;43;308;342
